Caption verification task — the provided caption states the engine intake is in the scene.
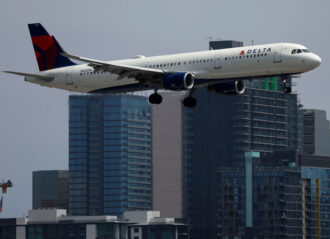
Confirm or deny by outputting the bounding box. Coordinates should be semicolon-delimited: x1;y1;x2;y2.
208;80;245;95
163;72;194;91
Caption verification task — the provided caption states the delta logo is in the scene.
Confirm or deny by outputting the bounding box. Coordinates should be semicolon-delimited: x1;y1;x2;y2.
239;48;272;56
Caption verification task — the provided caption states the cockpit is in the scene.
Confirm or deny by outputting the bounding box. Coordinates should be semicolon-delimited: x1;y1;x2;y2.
291;49;311;54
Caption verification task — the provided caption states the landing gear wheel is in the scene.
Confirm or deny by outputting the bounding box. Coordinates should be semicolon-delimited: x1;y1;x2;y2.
283;86;291;94
149;93;162;104
183;97;197;108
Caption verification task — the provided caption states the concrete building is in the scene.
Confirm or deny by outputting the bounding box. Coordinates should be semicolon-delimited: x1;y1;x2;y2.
303;109;330;156
152;92;185;218
0;209;188;239
125;211;188;239
69;95;152;216
32;170;68;210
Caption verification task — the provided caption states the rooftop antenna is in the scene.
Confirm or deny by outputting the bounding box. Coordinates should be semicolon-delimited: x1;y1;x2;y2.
252;40;254;46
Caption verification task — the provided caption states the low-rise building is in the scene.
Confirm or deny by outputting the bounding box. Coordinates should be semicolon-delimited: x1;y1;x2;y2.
0;209;188;239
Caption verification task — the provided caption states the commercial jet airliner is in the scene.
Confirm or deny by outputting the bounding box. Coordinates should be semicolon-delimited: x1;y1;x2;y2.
4;23;321;107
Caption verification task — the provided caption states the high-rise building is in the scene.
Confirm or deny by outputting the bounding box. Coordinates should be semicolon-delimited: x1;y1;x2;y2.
209;40;243;50
299;153;330;238
182;40;303;239
32;170;69;210
303;109;330;156
217;152;303;238
69;95;152;216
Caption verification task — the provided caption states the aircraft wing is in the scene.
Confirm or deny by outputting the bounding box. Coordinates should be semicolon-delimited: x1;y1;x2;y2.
61;52;165;83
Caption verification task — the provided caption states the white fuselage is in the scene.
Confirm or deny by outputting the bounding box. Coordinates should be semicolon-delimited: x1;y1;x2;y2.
26;43;321;93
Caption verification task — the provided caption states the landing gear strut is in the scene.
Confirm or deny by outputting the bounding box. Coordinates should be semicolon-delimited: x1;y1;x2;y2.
149;90;162;104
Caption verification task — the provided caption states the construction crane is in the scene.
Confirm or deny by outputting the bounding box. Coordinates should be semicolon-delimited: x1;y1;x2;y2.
0;180;13;194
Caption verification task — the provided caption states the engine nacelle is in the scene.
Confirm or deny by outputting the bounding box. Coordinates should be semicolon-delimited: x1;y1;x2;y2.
208;80;245;95
163;72;194;91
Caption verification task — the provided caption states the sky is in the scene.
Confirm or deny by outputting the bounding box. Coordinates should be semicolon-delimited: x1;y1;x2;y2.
0;0;329;218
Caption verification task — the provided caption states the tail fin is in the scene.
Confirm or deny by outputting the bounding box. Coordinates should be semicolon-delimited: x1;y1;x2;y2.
28;23;76;71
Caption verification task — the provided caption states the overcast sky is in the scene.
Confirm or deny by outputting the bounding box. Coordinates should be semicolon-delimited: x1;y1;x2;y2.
0;0;329;218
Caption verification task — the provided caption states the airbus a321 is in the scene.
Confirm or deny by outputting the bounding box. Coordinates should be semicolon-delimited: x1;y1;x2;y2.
4;23;321;107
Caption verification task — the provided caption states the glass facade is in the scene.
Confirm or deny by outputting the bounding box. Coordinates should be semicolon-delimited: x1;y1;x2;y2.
182;80;301;238
69;95;152;216
33;170;69;210
302;167;330;238
217;155;303;238
303;109;330;156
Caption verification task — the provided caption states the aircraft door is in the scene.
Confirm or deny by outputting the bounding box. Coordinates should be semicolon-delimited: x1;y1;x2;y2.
273;47;282;63
214;56;222;69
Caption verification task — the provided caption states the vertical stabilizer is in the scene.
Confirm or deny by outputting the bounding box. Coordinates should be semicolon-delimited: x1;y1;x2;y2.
28;23;76;71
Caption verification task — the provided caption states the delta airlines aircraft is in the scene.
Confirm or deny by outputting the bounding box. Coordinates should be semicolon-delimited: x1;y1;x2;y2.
4;23;321;107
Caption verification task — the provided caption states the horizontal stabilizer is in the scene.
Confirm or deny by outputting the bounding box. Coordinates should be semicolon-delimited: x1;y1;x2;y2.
3;71;54;82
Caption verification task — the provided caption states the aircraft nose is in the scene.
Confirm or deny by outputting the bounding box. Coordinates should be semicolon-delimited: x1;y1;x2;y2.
310;54;321;69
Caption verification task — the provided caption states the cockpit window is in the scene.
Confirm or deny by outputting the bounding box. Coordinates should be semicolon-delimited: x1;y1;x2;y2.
292;48;310;54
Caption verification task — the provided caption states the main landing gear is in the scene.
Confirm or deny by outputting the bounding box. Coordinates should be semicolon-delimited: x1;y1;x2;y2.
183;96;197;108
183;90;197;108
149;90;162;104
149;90;197;108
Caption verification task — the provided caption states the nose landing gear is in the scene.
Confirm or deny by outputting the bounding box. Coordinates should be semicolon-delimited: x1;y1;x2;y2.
280;76;292;94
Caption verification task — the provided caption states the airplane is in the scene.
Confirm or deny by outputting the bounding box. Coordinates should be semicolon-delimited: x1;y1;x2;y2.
4;23;321;107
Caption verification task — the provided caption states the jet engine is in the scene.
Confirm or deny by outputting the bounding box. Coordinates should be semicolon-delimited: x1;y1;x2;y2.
208;80;245;95
163;72;194;91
